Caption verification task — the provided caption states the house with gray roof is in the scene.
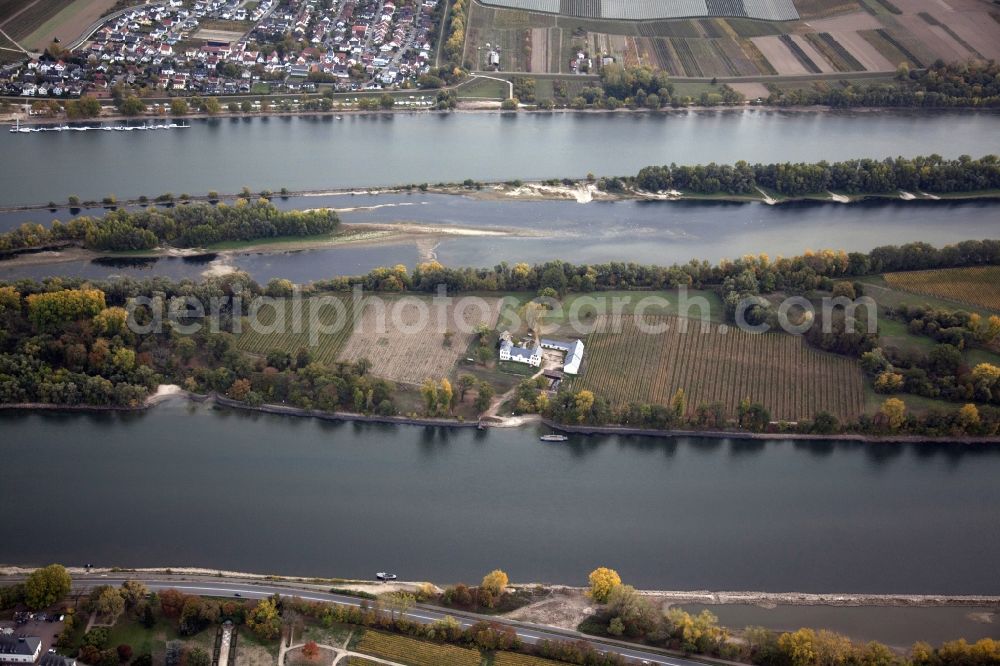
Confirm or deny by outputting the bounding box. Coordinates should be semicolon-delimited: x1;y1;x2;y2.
499;337;542;367
0;636;41;664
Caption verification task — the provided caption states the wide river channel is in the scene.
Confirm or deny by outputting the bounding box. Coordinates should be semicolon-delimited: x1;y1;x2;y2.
3;398;1000;596
2;110;1000;205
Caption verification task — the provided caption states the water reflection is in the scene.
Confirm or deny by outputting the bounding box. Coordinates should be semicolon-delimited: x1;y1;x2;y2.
3;400;1000;591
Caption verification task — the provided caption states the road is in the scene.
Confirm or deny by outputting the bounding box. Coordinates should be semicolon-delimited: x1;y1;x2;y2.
46;574;717;666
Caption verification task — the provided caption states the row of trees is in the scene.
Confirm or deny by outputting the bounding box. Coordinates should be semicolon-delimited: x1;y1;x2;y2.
591;64;743;109
624;155;1000;197
581;566;1000;666
766;59;1000;108
310;239;1000;298
0;199;340;252
592;60;1000;110
5;566;999;666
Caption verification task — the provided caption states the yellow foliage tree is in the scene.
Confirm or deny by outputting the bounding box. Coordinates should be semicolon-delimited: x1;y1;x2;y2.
574;390;595;423
879;398;906;430
0;286;20;316
670;388;686;421
957;403;980;430
777;628;818;666
874;371;904;393
440;378;453;411
111;347;136;372
971;363;1000;385
420;378;439;415
587;567;621;603
94;306;129;336
246;597;281;640
481;569;509;596
26;288;106;331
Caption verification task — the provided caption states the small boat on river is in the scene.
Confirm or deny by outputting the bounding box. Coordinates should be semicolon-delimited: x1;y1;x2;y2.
540;434;568;442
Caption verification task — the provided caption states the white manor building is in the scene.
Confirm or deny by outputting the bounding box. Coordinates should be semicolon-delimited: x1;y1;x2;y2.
499;338;542;367
498;332;585;374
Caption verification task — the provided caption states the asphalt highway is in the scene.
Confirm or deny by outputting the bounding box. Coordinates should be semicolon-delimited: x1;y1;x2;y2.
51;574;718;666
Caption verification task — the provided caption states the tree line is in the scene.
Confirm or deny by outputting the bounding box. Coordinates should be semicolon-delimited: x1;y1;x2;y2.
590;60;1000;110
766;60;1000;108
618;155;1000;197
0;200;340;252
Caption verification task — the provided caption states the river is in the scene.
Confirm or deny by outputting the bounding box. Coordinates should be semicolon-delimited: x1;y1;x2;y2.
2;110;1000;206
2;397;1000;596
2;196;999;283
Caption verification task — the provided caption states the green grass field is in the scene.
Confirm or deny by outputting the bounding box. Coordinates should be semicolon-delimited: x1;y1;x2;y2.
455;76;511;99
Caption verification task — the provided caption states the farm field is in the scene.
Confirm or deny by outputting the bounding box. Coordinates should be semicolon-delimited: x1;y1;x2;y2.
233;296;357;364
883;267;1000;312
462;0;1000;77
351;629;484;666
338;295;502;385
9;0;117;49
0;0;74;41
575;314;867;421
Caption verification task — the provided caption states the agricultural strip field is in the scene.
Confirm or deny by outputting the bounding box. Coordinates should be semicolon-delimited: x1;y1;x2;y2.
575;314;866;422
883;267;1000;312
16;0;118;49
0;0;75;41
338;295;502;385
351;630;483;666
778;34;824;73
751;35;811;74
233;296;357;364
803;32;864;71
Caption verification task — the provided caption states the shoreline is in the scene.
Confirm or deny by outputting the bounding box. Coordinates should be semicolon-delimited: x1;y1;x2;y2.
0;221;525;270
0;564;997;607
4;103;999;129
542;419;1000;445
4;389;1000;444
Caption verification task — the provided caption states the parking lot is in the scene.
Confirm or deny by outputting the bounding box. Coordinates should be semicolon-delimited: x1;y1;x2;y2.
2;612;65;656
